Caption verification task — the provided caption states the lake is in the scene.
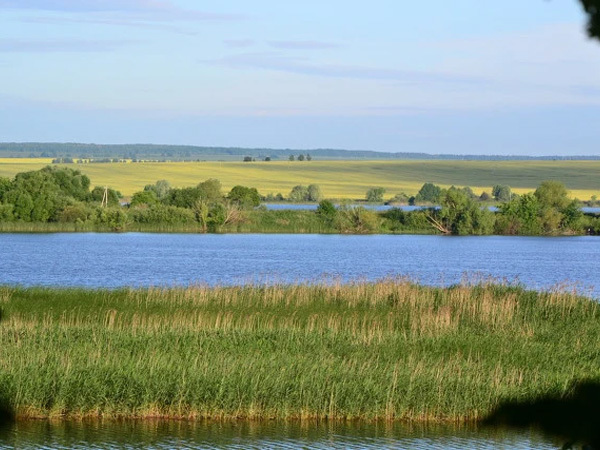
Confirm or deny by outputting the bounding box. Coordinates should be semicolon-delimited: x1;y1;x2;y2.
263;203;600;214
0;420;560;449
0;233;598;297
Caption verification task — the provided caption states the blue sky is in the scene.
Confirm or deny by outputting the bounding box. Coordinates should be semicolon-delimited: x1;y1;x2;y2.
0;0;598;155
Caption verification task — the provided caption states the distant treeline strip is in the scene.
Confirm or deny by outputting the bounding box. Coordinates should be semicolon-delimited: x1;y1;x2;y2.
1;142;598;161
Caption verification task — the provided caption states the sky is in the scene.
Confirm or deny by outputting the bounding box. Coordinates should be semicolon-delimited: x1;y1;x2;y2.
0;0;599;155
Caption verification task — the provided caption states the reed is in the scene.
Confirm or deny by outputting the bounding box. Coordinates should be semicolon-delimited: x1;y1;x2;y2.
0;281;598;421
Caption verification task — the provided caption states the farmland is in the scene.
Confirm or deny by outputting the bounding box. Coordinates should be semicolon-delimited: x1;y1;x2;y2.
0;158;599;199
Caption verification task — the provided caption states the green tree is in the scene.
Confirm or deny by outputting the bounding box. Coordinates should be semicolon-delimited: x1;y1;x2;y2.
431;188;494;235
0;177;11;201
144;180;171;200
90;186;121;207
562;200;584;233
534;181;570;210
0;204;14;221
307;184;322;202
415;183;443;204
11;192;34;221
94;207;129;231
288;155;295;161
365;187;386;203
496;194;541;235
289;185;309;202
228;185;261;208
164;187;202;208
197;178;223;204
335;205;380;234
492;185;512;202
130;190;159;207
316;199;337;224
297;154;305;161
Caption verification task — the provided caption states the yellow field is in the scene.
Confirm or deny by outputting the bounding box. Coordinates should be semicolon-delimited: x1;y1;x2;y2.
0;158;599;199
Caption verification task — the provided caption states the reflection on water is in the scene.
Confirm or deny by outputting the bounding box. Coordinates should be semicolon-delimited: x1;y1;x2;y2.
0;420;559;449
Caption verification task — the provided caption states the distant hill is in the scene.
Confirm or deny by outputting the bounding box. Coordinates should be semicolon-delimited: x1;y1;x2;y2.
0;142;598;161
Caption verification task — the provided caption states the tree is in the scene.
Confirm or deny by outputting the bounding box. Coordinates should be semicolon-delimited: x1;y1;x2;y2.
316;199;336;218
428;187;494;235
365;187;386;203
264;156;271;161
288;185;309;202
143;180;171;200
297;154;305;161
0;177;12;201
307;184;322;202
387;192;410;205
197;178;223;204
496;193;542;235
130;190;159;207
306;154;312;161
227;185;261;208
243;156;252;162
335;205;380;234
288;155;295;161
534;181;570;210
415;183;442;204
90;186;120;207
580;0;600;39
492;185;512;202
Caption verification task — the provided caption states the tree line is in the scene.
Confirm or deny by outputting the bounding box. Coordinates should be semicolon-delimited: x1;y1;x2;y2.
0;166;598;235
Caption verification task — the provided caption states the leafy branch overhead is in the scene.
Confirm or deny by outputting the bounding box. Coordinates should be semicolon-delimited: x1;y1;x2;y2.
580;0;600;40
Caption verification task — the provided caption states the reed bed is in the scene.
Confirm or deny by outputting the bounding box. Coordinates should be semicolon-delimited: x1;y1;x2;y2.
0;281;599;421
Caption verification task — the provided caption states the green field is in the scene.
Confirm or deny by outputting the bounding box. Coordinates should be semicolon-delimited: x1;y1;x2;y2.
1;281;599;421
1;159;599;199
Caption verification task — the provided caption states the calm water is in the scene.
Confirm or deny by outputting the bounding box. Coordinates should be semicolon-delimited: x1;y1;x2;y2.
262;203;428;211
263;203;600;214
0;233;598;297
0;421;559;450
0;232;596;448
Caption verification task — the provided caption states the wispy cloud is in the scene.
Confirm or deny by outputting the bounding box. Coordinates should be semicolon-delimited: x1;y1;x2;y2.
267;40;339;50
0;0;245;22
207;52;485;86
223;39;255;48
0;38;131;52
21;15;199;34
0;0;172;12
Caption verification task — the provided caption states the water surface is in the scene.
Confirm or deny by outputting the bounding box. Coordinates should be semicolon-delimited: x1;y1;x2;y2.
0;420;559;450
0;233;598;296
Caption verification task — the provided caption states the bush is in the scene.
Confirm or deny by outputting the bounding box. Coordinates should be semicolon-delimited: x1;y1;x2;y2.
130;205;196;225
0;204;14;222
365;187;386;203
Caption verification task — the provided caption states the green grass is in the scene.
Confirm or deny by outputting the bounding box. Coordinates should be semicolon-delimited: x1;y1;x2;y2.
1;159;599;199
0;281;599;421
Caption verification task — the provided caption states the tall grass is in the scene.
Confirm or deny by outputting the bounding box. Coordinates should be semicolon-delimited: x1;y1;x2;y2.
0;281;599;421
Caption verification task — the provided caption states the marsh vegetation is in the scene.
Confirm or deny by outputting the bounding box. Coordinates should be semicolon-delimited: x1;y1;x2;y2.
0;281;599;421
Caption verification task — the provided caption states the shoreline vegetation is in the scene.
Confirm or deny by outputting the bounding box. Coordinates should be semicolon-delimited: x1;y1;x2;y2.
0;166;599;236
1;281;599;422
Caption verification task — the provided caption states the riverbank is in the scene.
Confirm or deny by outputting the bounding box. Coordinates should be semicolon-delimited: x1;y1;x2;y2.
0;209;436;234
1;282;599;422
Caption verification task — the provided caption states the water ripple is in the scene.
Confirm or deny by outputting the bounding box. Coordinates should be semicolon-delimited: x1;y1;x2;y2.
0;421;559;449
